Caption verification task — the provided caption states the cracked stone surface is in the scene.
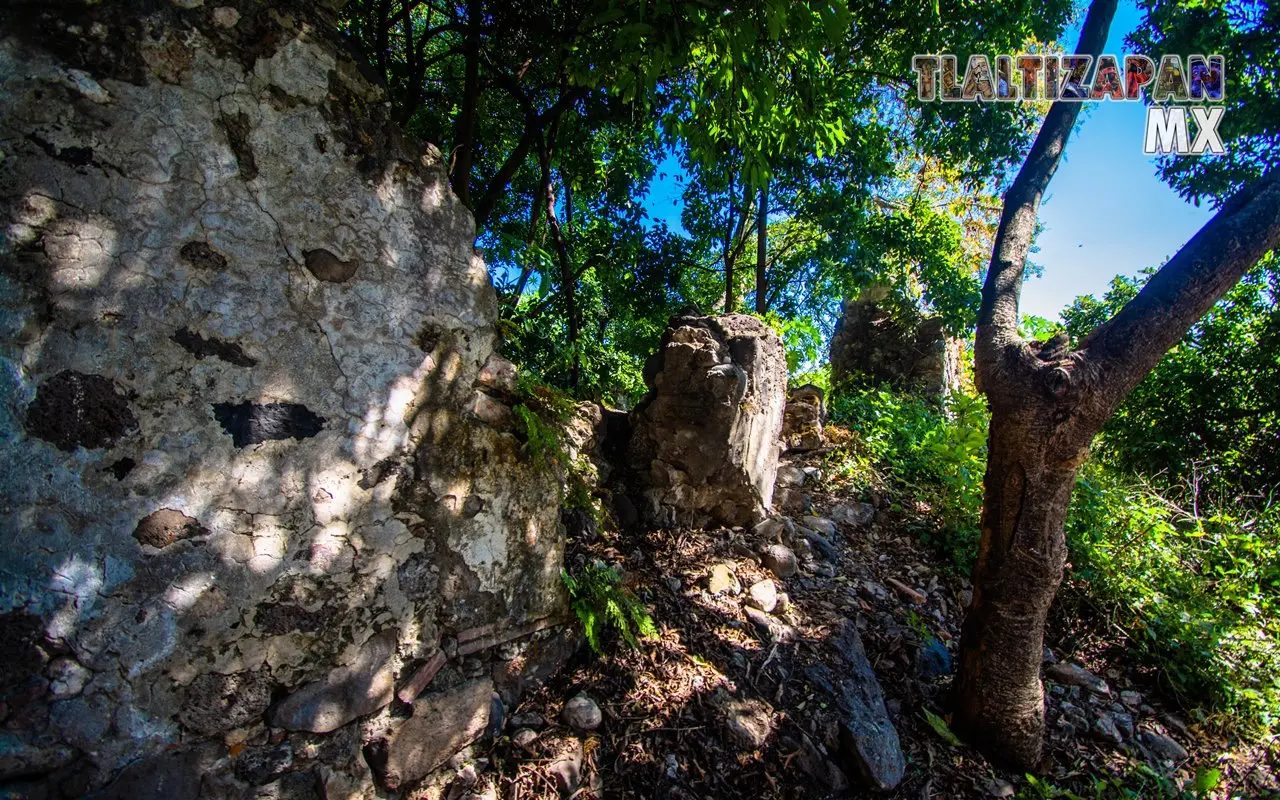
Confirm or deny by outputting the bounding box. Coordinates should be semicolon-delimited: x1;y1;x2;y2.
0;2;568;796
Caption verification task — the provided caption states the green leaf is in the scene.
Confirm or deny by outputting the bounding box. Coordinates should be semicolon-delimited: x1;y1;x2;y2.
1194;767;1222;797
923;708;962;746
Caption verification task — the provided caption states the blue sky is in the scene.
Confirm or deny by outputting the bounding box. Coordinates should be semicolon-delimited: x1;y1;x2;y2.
641;0;1216;323
1023;0;1213;320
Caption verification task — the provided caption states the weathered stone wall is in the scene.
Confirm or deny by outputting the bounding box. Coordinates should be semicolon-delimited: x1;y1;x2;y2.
0;2;567;796
829;295;962;398
626;315;786;528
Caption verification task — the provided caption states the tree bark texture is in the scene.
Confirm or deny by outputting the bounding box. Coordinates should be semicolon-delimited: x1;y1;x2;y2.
952;398;1088;769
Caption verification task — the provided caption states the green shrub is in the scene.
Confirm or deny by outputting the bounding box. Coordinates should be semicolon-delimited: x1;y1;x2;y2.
562;563;658;654
1065;464;1280;734
827;384;988;570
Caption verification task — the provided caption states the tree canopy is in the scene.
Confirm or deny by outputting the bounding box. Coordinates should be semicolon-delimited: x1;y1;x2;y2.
338;0;1073;397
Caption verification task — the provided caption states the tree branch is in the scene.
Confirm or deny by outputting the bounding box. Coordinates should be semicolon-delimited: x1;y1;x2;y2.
471;75;582;228
1082;171;1280;411
975;0;1118;388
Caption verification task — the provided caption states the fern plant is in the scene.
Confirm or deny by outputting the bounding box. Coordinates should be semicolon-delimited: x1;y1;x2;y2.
561;563;657;654
513;403;563;467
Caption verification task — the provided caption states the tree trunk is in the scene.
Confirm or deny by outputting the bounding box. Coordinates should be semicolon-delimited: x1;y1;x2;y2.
952;398;1089;767
723;176;753;314
755;179;768;314
450;0;481;205
544;178;579;389
724;191;737;314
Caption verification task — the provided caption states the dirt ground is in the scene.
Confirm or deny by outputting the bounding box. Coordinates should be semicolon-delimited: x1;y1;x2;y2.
430;448;1280;800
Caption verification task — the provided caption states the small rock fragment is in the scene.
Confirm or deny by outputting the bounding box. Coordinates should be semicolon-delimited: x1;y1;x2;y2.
794;735;849;792
664;754;679;780
470;392;513;428
64;69;111;104
759;544;798;579
745;579;778;613
475;355;518;395
507;713;544;730
233;742;292;786
549;740;583;795
775;465;806;488
722;699;773;750
743;606;797;643
799;529;839;562
561;694;602;732
798;515;837;537
47;657;91;698
1160;713;1190;737
860;581;888;602
1140;730;1189;763
1092;711;1123;745
916;638;952;679
511;728;538;751
212;6;240;26
1119;690;1142;708
705;563;741;596
1045;662;1110;695
1112;711;1135;740
829;502;875;528
753;516;791;541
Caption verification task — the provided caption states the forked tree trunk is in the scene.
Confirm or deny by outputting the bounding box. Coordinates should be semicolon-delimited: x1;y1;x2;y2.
953;0;1280;769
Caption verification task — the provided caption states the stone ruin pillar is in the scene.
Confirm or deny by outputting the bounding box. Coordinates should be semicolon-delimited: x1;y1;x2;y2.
782;384;826;453
626;315;787;528
828;292;962;397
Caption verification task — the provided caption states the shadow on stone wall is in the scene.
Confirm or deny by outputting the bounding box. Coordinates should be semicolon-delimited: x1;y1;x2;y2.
0;3;574;797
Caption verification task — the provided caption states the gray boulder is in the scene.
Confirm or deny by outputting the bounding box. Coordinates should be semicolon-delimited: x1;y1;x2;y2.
269;630;399;733
759;544;799;579
561;694;603;732
806;619;905;791
782;385;825;452
376;679;494;790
